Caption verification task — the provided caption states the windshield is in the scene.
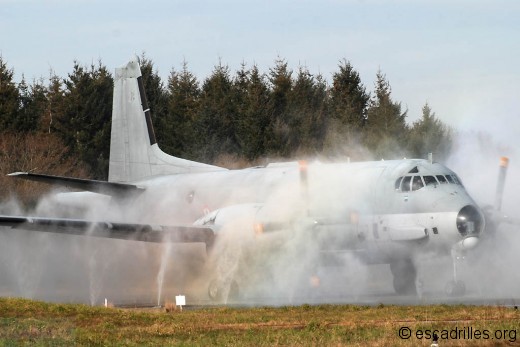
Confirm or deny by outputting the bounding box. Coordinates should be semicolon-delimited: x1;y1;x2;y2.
395;173;463;192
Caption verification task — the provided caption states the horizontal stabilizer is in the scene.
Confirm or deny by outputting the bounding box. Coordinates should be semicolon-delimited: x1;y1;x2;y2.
0;215;215;247
8;172;144;197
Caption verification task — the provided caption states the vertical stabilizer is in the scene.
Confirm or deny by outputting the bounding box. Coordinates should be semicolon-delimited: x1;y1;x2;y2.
108;60;225;183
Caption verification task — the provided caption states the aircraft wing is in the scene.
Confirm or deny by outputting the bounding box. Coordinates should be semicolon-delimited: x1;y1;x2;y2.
0;215;214;247
8;172;144;198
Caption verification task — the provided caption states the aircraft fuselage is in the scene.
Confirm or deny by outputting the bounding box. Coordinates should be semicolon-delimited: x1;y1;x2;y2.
119;158;484;265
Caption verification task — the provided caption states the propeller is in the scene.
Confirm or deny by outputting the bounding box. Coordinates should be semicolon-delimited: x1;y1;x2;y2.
494;156;509;212
481;157;520;236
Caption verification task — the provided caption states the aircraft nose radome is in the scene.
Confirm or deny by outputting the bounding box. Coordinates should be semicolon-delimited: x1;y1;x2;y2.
456;205;484;237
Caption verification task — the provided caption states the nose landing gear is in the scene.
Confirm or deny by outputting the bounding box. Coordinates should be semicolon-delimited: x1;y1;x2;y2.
445;250;466;296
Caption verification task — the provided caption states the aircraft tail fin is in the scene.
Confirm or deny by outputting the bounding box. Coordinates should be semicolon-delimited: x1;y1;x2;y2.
109;60;226;183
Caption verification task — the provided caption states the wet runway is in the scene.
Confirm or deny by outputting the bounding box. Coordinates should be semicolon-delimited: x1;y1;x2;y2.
1;226;520;308
2;260;518;309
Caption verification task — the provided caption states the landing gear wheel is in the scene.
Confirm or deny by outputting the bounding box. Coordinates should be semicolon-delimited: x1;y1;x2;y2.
445;280;466;297
390;259;417;296
208;279;240;301
392;277;417;296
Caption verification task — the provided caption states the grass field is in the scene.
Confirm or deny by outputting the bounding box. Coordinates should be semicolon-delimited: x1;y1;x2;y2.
0;297;519;346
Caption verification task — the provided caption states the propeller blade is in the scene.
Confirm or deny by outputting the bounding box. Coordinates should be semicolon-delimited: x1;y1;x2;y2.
494;157;509;211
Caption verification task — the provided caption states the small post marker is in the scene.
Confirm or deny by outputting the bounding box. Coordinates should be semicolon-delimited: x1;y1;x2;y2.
104;298;108;308
175;295;186;311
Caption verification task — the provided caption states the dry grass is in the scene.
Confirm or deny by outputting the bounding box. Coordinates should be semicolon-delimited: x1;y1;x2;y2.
0;298;519;346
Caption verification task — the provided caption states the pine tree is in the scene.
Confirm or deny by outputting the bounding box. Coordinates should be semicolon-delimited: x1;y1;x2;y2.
287;66;328;155
0;57;20;130
16;77;46;132
330;60;369;128
234;64;270;160
166;61;201;158
365;70;408;158
308;74;329;152
266;58;293;156
43;73;65;134
408;102;452;160
197;61;238;162
55;61;113;179
325;60;369;154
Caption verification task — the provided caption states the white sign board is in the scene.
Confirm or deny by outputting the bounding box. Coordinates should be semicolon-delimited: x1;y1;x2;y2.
175;295;186;307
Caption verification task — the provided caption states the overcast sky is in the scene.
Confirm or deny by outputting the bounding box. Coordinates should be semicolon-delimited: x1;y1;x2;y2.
1;0;519;146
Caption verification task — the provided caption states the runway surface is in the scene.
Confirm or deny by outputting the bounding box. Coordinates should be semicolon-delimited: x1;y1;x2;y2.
2;261;518;309
1;226;519;308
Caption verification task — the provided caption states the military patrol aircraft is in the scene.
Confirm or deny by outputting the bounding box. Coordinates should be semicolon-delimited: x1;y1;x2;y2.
0;60;511;300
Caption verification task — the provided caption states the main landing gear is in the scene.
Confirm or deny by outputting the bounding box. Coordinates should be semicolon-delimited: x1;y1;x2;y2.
208;278;240;302
391;254;467;297
390;259;417;295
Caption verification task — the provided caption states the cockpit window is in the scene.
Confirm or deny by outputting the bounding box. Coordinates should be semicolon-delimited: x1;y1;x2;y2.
401;176;412;192
396;173;461;192
412;176;424;191
423;175;438;186
436;175;448;183
394;177;403;190
451;174;463;186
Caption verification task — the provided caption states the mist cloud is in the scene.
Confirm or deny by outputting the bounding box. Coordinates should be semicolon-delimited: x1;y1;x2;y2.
0;128;519;306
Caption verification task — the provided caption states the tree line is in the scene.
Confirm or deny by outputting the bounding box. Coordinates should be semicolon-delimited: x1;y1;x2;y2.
0;54;452;202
